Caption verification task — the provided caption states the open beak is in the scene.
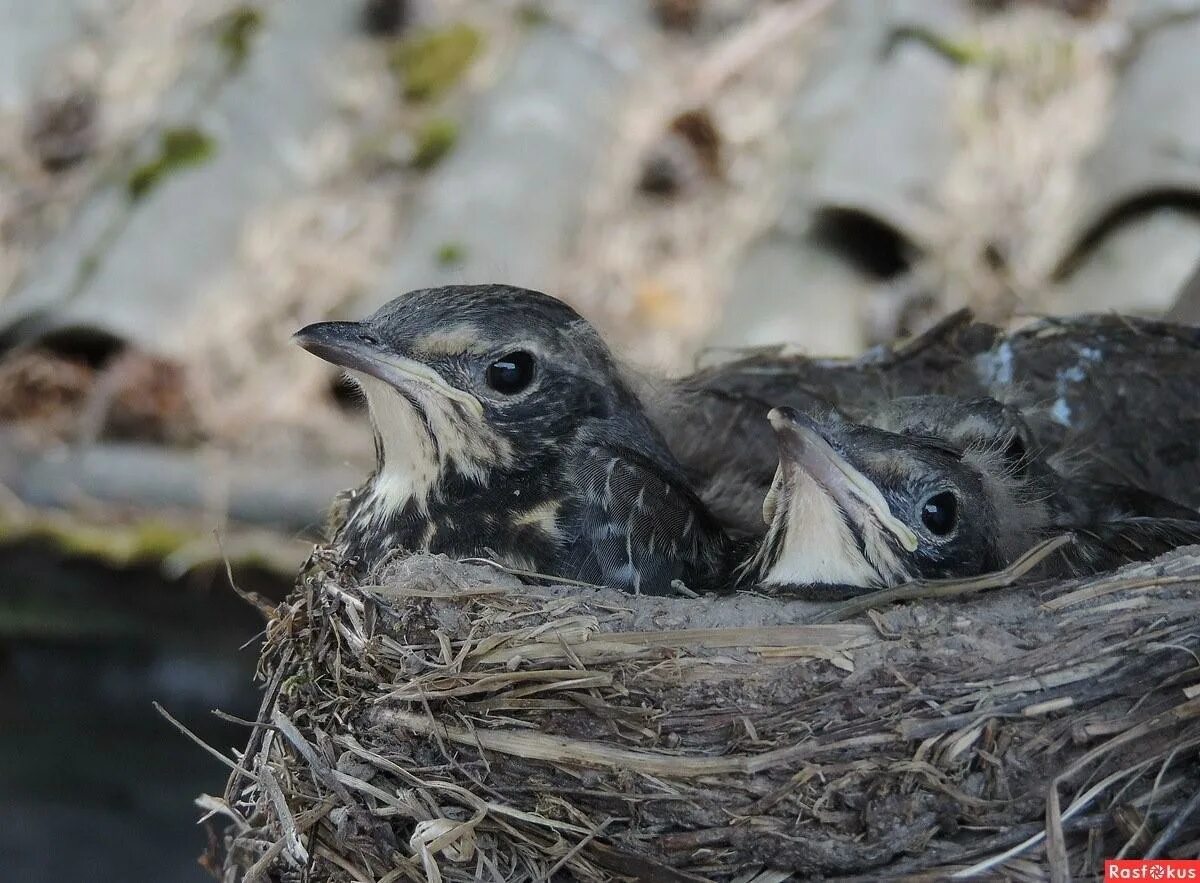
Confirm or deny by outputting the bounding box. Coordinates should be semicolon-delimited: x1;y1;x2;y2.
768;407;919;552
293;321;483;417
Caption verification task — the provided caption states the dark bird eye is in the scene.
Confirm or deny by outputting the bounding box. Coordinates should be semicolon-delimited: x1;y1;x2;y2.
921;491;958;536
486;351;536;395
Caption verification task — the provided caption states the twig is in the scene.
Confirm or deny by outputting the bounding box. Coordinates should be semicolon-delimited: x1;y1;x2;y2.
313;844;374;882
670;579;700;599
954;762;1152;878
261;765;309;865
473;622;872;666
215;529;277;620
271;708;353;803
587;841;713;883
955;701;1200;877
544;817;614;878
686;0;836;103
211;709;264;727
1043;575;1195;611
194;793;249;832
810;535;1071;623
1046;779;1069;883
154;701;255;781
224;649;289;806
372;707;894;777
242;797;336;883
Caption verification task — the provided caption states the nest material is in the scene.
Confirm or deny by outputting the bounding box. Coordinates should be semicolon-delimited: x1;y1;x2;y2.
208;548;1200;882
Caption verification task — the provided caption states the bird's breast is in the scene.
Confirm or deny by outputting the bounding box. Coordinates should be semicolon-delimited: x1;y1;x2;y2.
336;469;572;576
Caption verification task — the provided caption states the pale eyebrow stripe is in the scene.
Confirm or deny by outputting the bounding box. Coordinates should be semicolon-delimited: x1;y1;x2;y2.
408;325;487;357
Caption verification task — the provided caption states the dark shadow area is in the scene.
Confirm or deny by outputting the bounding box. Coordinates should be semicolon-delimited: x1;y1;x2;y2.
34;326;129;369
1053;191;1200;279
0;541;288;883
810;207;913;279
330;371;367;413
0;318;128;365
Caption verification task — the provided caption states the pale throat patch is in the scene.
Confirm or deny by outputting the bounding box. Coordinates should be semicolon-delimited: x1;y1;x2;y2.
352;373;511;523
763;469;884;589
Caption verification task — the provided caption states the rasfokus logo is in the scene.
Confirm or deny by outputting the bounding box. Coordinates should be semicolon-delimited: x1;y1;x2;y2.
1106;860;1200;881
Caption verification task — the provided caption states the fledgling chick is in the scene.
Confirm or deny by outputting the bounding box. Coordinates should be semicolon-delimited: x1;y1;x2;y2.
294;284;738;595
741;406;1044;594
868;395;1032;460
745;402;1200;596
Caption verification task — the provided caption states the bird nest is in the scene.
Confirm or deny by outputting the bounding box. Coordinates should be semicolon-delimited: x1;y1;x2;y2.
205;547;1200;882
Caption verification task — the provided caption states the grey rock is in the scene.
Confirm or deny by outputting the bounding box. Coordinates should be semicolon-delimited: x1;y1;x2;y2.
0;0;91;113
709;229;868;355
711;0;964;355
809;30;960;257
0;0;350;356
1049;207;1200;316
1167;258;1200;324
357;1;650;312
1051;8;1200;282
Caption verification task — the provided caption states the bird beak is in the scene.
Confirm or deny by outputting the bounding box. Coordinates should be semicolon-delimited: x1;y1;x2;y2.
767;407;919;552
293;321;484;416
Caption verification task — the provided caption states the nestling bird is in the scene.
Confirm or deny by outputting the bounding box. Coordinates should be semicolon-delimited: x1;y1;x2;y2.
294;284;739;595
741;405;1042;594
744;401;1200;597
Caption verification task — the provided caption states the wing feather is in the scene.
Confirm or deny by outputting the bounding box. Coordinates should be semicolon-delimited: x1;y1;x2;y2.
1049;517;1200;577
569;443;730;595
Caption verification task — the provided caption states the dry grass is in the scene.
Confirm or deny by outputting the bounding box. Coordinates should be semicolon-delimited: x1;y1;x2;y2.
202;546;1200;881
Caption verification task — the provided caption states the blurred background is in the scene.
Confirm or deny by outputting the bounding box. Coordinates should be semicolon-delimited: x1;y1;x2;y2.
2;0;1200;879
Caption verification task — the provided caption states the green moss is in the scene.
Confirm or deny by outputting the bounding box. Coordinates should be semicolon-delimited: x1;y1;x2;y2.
411;117;459;169
128;127;217;200
0;509;302;580
219;5;265;72
390;23;483;102
516;3;550;27
0;514;193;566
435;241;467;266
894;26;989;66
78;252;100;281
127;166;157;200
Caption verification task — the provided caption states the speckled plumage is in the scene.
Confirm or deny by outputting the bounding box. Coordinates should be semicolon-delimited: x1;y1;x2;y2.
296;284;738;595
